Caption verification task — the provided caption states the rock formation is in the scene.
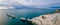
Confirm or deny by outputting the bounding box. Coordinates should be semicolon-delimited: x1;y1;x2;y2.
31;9;60;25
31;13;60;25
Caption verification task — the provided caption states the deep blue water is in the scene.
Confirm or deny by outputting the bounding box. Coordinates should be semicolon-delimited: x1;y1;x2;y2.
0;9;56;25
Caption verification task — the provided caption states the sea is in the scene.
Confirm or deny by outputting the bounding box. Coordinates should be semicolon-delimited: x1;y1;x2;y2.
0;9;57;25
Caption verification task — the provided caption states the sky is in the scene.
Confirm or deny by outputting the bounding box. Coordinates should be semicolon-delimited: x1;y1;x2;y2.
0;0;60;9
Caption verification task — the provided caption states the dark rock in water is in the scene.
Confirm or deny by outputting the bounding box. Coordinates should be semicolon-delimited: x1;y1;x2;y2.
20;18;26;22
20;19;33;25
20;18;33;25
56;9;60;13
11;15;15;19
7;14;15;19
7;14;11;17
12;17;15;19
20;19;26;22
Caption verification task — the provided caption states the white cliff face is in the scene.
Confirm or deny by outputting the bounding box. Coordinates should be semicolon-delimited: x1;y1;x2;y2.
31;13;60;25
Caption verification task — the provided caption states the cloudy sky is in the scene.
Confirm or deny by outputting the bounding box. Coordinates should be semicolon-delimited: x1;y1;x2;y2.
0;0;60;9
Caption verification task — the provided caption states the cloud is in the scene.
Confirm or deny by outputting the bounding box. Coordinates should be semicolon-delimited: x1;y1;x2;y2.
0;0;60;9
0;6;8;9
49;2;60;9
9;0;60;8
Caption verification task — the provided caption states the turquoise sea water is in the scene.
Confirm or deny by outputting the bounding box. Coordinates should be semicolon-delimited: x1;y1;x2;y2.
0;9;56;25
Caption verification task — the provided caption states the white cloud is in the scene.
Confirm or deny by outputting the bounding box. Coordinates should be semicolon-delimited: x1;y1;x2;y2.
10;0;60;8
14;0;59;6
0;6;8;9
0;0;60;9
1;0;58;6
0;0;2;3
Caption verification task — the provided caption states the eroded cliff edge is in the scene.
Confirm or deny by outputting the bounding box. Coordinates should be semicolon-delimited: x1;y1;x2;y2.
31;9;60;25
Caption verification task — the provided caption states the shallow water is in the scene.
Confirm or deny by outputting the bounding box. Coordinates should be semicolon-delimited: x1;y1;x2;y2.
0;9;56;25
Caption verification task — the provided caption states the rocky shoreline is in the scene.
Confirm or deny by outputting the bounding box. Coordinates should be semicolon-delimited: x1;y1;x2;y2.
31;9;60;25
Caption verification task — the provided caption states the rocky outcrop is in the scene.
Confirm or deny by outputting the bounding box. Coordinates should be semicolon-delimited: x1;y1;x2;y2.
56;9;60;13
31;13;60;25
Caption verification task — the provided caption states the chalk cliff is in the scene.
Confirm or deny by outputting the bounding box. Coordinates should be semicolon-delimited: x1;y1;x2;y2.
31;13;60;25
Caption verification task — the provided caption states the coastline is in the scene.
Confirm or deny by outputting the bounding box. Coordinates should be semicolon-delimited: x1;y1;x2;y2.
31;13;60;25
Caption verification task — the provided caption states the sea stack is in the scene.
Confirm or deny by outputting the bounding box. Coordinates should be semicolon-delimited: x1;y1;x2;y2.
11;15;15;19
20;18;33;25
7;14;15;19
20;18;26;22
7;14;11;17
